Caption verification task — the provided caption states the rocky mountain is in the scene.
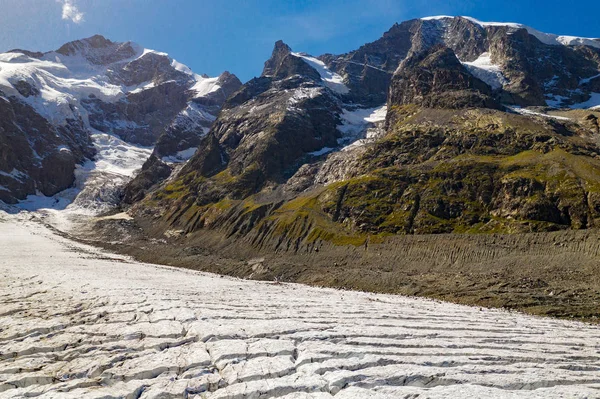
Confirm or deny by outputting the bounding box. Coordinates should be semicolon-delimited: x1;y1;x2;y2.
4;17;600;252
122;16;600;252
320;16;600;108
0;35;241;205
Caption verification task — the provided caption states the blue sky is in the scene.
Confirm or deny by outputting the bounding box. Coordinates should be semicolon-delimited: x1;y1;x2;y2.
1;0;599;82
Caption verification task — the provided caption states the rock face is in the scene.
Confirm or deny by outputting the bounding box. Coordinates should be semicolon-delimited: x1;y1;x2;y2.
320;17;600;108
389;45;501;109
155;40;344;208
152;71;242;159
129;16;600;251
0;35;240;204
4;18;600;249
0;92;93;203
122;155;172;204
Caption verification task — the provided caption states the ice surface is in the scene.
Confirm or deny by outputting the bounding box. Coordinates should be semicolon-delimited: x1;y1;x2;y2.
1;213;600;398
15;129;152;230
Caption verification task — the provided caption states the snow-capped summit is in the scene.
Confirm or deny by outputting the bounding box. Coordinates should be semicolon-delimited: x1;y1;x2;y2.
0;35;241;208
421;16;600;49
53;34;142;65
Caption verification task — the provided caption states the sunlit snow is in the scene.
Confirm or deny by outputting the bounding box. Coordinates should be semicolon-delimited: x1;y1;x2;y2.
461;53;508;89
508;106;571;121
16;129;152;223
571;93;600;110
291;52;350;94
338;105;387;150
0;43;222;223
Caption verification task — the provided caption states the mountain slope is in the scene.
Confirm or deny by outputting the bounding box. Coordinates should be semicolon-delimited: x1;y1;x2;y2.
0;35;241;206
321;16;600;108
127;17;600;251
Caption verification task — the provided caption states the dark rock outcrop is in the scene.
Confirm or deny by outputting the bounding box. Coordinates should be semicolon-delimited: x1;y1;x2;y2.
321;17;600;107
0;92;93;203
152;72;242;159
122;155;172;204
160;40;343;207
389;45;501;109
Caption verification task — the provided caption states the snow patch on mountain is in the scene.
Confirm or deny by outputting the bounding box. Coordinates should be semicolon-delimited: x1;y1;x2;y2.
0;52;124;125
287;87;323;109
580;73;600;85
162;147;198;163
572;93;600;110
420;15;455;21
292;52;350;94
0;169;28;181
190;76;221;98
304;105;386;159
171;102;215;133
546;92;600;110
338;105;387;150
461;53;508;89
546;95;568;108
509;106;571;121
169;54;223;98
88;131;153;176
308;147;335;157
170;58;194;75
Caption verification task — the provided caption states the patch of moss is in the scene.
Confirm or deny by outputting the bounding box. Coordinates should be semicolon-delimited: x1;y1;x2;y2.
263;194;368;246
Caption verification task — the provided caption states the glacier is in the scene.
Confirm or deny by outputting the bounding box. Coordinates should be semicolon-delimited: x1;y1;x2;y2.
1;212;600;398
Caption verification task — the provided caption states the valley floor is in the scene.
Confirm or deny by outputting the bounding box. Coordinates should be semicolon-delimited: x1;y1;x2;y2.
1;213;600;398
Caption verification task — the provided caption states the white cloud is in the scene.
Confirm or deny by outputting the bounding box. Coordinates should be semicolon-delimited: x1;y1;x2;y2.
59;0;85;24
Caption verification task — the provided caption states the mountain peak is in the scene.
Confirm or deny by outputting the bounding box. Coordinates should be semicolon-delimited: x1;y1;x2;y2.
56;34;114;54
273;40;292;52
419;16;600;49
55;35;140;65
262;40;292;77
